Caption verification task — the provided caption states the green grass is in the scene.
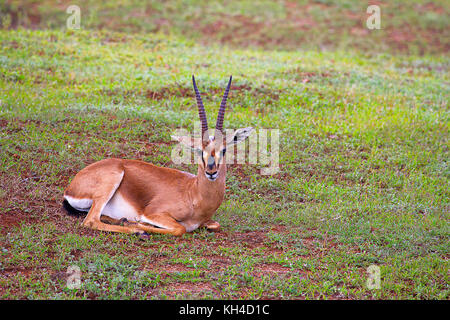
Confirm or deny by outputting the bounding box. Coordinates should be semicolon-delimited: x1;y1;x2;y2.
0;1;449;299
2;0;449;54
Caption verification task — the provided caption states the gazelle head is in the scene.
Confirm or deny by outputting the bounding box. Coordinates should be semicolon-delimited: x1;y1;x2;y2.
174;75;254;182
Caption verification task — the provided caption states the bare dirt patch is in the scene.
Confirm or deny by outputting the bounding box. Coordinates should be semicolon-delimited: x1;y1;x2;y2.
230;230;268;249
102;83;258;105
206;255;232;270
161;263;195;274
253;263;292;274
0;174;49;233
0;211;26;230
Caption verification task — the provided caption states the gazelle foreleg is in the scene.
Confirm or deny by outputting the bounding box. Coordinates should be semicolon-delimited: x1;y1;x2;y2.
100;215;137;226
137;213;186;236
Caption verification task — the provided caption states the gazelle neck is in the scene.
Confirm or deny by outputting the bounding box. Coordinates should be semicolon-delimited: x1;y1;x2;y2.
195;161;227;205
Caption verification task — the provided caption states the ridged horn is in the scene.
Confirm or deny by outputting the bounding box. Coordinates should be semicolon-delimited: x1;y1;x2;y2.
215;76;232;137
192;75;209;141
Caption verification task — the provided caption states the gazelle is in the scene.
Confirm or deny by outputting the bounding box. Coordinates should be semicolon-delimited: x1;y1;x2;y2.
63;76;254;236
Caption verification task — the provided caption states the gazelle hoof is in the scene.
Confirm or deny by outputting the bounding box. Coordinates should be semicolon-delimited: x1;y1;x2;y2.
205;221;221;232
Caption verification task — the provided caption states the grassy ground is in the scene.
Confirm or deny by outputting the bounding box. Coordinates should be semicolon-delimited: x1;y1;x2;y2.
2;0;449;54
0;1;449;299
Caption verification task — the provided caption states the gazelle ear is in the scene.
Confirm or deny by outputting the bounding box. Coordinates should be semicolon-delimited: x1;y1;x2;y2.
172;135;203;154
226;127;254;144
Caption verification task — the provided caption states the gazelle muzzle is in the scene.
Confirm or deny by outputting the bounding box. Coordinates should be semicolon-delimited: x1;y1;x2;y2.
205;171;219;181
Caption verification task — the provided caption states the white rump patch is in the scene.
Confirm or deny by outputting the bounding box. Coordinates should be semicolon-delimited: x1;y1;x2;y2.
64;195;92;212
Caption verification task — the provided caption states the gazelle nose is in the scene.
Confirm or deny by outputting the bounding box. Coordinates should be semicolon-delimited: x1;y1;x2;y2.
207;155;215;170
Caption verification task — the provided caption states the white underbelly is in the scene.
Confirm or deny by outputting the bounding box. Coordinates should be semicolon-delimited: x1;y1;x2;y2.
101;192;140;222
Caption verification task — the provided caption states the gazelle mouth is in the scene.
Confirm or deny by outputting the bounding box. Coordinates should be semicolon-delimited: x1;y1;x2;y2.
205;171;218;181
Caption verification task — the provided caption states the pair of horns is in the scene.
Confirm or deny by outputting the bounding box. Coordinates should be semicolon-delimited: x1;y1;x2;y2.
192;75;232;141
